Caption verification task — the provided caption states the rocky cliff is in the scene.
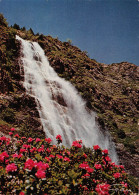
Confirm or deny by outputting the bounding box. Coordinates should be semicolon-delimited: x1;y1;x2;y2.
0;15;138;184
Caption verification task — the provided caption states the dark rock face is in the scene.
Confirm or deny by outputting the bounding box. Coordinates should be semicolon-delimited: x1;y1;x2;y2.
116;143;139;178
0;24;45;139
0;21;139;180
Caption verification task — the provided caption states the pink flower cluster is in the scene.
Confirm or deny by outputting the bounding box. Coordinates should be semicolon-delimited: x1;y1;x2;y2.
0;151;9;162
45;137;52;144
95;183;110;195
6;163;17;173
56;134;62;143
79;162;94;176
0;129;131;194
93;145;100;150
94;163;102;170
72;140;82;148
24;159;49;179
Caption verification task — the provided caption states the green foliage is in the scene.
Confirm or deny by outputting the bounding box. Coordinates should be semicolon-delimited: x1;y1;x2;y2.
12;23;20;30
28;28;34;35
0;129;137;194
21;26;26;31
0;13;8;27
38;34;44;40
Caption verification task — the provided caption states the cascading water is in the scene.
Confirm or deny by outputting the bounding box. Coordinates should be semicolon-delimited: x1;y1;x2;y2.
16;35;118;163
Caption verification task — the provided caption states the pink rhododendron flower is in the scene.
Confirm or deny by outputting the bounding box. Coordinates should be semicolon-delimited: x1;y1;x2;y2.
79;139;82;144
46;148;51;153
11;128;15;131
9;132;13;136
93;179;97;183
83;173;90;178
19;192;25;195
17;140;22;144
28;137;34;143
111;162;115;167
20;148;27;153
35;170;46;179
83;153;87;158
0;136;7;141
102;149;108;154
52;145;57;149
66;151;70;156
2;152;9;158
23;144;31;149
35;161;49;171
30;147;37;153
93;145;100;150
5;159;9;164
95;183;110;195
12;153;23;159
24;159;35;170
6;141;10;146
45;138;52;144
0;154;4;162
49;154;55;158
113;172;121;179
83;186;88;191
21;137;26;140
14;134;19;138
38;147;45;153
94;163;102;169
56;154;63;159
45;157;50;162
18;153;23;158
64;157;70;162
79;163;89;169
72;140;82;148
56;134;62;143
119;165;124;169
102;159;106;165
0;152;9;162
12;153;19;158
6;163;17;173
36;138;41;142
121;182;128;188
105;156;111;162
86;167;94;173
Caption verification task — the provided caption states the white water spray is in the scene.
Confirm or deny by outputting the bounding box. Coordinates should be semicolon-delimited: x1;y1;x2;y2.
16;35;118;163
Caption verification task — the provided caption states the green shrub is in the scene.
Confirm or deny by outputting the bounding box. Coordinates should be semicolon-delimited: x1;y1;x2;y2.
0;13;8;27
0;128;137;194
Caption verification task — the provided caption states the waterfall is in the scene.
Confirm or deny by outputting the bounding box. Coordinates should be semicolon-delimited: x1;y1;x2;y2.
16;35;118;163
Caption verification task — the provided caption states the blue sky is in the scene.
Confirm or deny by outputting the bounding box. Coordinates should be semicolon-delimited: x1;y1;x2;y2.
0;0;139;65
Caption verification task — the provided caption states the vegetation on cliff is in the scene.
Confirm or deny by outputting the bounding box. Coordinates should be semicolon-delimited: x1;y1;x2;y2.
0;14;139;188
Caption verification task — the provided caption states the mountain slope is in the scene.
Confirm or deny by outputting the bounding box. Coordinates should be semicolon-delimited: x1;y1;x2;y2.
0;15;138;181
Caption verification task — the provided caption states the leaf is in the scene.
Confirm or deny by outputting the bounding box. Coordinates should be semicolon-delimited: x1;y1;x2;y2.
35;153;42;161
68;170;80;180
73;179;75;186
